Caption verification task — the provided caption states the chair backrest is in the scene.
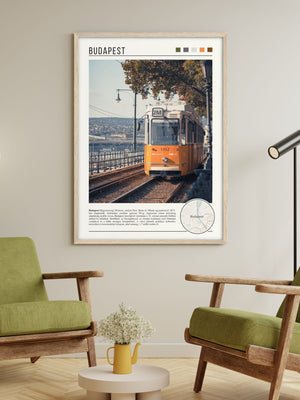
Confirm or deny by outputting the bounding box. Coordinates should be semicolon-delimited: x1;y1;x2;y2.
276;268;300;322
0;237;48;304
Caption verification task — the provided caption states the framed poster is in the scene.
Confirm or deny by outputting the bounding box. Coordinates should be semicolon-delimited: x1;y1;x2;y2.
74;33;227;244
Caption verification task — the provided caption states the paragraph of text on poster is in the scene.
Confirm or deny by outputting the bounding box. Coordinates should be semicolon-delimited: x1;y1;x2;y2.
89;208;177;229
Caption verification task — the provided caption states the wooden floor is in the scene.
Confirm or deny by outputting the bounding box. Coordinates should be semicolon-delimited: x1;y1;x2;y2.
0;358;299;400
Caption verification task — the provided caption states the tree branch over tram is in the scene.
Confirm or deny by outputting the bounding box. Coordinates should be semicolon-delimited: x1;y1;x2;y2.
121;60;212;117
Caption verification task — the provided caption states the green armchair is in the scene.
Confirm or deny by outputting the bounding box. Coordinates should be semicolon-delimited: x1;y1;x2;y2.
185;271;300;400
0;237;103;366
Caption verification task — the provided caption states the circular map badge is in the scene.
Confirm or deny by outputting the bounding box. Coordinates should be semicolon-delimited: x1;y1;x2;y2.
180;199;215;234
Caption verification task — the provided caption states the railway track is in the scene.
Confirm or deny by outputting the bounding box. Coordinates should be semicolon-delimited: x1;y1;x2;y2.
89;164;144;191
89;169;145;199
89;169;152;204
89;163;196;203
111;177;188;203
89;164;148;202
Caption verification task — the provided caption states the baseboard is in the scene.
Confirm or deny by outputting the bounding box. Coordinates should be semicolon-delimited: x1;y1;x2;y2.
50;342;200;359
96;341;200;358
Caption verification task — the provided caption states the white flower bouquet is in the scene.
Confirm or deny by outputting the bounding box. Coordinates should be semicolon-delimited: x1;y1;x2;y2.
98;302;155;344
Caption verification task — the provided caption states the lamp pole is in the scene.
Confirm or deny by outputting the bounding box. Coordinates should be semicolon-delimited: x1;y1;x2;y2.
116;88;137;152
133;89;137;152
294;147;297;276
200;61;212;155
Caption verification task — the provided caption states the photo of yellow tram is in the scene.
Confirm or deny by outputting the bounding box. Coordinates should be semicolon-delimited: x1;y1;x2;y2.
144;101;206;177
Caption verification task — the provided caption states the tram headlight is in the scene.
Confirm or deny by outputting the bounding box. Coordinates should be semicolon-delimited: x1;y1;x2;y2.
162;157;168;162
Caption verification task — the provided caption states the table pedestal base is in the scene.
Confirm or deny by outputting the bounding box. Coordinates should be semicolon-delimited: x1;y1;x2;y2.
111;394;135;400
87;391;110;400
137;390;162;400
86;391;162;400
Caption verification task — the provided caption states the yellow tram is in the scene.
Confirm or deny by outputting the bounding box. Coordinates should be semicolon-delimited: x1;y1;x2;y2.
144;101;206;177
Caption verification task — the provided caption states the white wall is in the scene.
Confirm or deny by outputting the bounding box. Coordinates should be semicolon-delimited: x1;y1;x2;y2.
1;0;300;356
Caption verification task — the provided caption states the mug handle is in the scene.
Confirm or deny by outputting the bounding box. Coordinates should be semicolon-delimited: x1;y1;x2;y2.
106;346;115;365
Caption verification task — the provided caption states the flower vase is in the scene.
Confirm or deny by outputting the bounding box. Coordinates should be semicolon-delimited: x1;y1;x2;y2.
107;343;140;374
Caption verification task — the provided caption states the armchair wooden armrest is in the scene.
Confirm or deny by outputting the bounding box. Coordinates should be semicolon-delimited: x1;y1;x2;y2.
185;274;292;308
256;284;300;295
42;271;104;279
185;274;291;286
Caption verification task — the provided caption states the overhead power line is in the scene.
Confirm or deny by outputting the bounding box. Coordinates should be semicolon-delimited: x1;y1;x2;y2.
89;104;128;118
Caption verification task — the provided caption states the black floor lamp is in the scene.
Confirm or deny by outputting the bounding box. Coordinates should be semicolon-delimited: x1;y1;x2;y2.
268;130;300;276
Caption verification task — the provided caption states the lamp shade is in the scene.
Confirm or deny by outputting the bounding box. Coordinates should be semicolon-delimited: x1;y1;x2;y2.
268;130;300;159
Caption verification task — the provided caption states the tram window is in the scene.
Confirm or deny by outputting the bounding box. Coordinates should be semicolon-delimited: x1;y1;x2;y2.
145;117;149;143
151;119;179;145
181;117;186;145
188;121;194;144
196;125;200;143
198;127;203;143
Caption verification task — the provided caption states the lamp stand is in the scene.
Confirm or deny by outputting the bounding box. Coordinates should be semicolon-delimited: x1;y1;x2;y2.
294;147;297;276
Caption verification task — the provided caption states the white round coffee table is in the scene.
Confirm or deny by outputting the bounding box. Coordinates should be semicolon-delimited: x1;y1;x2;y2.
78;365;169;400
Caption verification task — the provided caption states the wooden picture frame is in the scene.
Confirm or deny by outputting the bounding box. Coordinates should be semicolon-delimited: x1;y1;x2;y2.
74;33;227;244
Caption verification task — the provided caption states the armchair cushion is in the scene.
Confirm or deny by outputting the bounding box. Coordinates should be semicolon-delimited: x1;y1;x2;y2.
0;300;91;336
189;307;300;354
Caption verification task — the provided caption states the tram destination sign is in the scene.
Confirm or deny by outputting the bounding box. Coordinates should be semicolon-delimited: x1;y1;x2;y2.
74;33;227;244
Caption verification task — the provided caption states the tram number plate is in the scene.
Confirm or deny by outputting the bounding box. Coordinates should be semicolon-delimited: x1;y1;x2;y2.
152;107;164;117
160;147;170;151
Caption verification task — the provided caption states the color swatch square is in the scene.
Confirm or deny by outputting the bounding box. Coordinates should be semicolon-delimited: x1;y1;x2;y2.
175;47;181;52
191;47;197;52
207;47;213;52
199;47;205;52
183;47;189;52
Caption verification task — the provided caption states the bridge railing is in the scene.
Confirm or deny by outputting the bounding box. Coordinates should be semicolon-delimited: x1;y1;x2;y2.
89;151;144;175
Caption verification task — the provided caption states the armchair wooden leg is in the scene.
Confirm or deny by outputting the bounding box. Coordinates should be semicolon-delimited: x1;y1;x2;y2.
194;347;207;392
87;337;97;367
192;283;225;393
268;295;300;400
30;357;40;363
